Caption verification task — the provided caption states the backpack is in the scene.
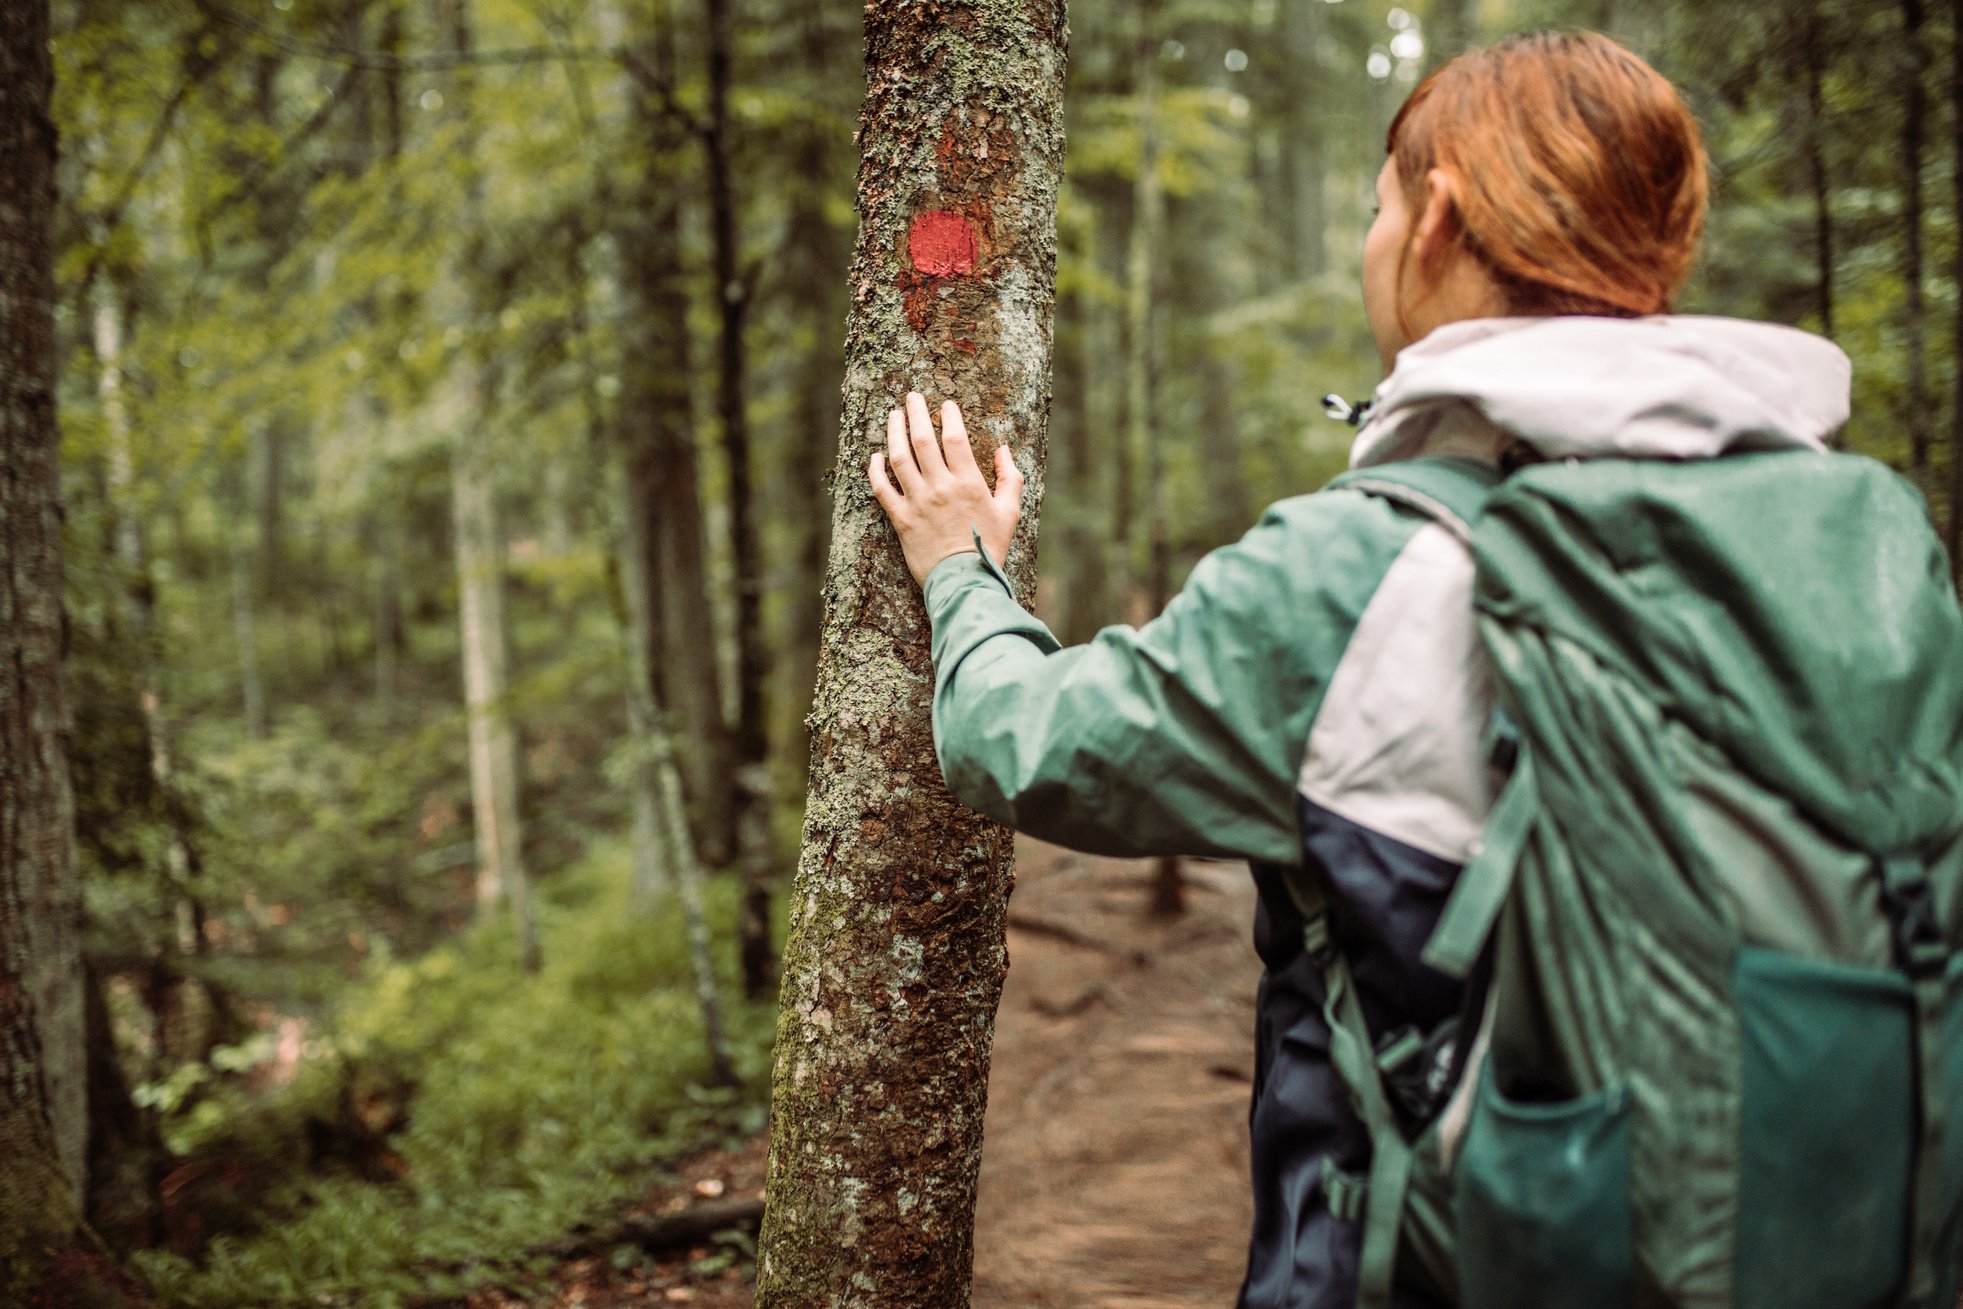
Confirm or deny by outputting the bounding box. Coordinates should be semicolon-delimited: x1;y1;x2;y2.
1290;450;1963;1309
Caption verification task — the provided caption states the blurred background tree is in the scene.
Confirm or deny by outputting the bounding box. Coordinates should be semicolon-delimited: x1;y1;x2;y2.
23;0;1963;1300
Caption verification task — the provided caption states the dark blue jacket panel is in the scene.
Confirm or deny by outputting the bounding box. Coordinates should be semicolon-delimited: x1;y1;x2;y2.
1237;797;1467;1309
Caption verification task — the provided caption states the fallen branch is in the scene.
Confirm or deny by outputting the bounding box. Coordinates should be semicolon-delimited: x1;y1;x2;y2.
534;1195;765;1260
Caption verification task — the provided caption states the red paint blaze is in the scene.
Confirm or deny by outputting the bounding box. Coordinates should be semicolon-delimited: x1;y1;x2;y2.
907;210;978;276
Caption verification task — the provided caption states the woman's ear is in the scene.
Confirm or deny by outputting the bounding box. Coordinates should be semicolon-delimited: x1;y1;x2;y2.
1412;167;1464;270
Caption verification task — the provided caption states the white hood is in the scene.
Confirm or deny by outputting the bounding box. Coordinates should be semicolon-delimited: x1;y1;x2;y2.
1348;315;1852;470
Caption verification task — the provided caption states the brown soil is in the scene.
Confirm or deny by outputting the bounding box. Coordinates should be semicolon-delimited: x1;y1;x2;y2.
970;840;1258;1307
489;838;1260;1307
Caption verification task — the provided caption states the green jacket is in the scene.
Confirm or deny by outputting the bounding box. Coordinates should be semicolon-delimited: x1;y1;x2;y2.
923;460;1504;866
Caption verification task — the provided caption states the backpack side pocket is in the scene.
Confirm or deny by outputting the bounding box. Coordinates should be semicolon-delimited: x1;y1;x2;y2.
1734;947;1915;1309
1455;1066;1632;1309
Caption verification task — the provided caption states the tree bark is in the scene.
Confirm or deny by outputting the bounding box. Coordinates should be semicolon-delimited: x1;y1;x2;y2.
619;2;738;869
442;0;538;971
1;5;127;1297
1904;0;1931;489
754;0;1067;1301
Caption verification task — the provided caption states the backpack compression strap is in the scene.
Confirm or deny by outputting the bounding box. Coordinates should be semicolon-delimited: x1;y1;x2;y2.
1279;872;1415;1309
1882;850;1953;1307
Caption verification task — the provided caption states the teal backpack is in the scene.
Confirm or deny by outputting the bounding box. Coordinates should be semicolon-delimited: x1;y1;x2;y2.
1300;450;1963;1309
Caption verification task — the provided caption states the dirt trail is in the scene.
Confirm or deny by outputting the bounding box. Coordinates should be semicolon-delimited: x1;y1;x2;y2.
490;837;1262;1307
971;838;1260;1307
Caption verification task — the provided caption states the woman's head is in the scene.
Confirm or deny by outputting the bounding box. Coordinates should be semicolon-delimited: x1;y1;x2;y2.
1362;31;1709;370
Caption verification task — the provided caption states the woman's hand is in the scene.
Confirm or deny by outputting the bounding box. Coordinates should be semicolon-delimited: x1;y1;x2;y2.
869;391;1024;587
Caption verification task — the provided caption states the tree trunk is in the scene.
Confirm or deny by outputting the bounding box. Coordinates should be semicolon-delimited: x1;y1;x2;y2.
614;479;738;1080
754;0;1067;1301
95;260;223;1061
249;424;284;594
781;3;852;763
1950;0;1963;580
1272;0;1326;281
1128;2;1182;920
701;0;778;1001
452;435;536;970
371;510;405;710
83;962;163;1252
619;4;738;868
619;509;672;908
1065;225;1122;647
228;475;268;740
655;714;739;1088
1904;0;1931;488
1;6;128;1297
1052;229;1105;646
442;0;538;971
1804;0;1835;341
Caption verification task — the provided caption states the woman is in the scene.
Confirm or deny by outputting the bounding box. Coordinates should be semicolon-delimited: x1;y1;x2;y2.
868;32;1853;1309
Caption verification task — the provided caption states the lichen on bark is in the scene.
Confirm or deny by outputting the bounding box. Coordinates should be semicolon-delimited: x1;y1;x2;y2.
755;1;1067;1304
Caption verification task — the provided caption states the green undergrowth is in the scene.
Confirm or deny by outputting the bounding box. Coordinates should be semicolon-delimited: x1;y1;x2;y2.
131;842;775;1309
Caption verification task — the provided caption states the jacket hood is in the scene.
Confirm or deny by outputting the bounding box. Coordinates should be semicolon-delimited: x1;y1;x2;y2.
1348;315;1852;470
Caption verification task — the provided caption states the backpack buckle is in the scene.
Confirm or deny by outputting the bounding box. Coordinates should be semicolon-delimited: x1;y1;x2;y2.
1377;1023;1461;1126
1320;1163;1368;1223
1301;911;1338;967
1880;866;1946;979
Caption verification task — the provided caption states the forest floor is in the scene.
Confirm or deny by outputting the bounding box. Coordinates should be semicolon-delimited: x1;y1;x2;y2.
470;839;1260;1307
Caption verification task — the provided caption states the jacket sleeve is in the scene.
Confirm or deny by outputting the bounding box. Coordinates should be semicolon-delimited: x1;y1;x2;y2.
922;490;1418;865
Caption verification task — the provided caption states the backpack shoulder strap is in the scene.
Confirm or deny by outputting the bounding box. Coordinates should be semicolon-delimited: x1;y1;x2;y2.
1325;455;1502;546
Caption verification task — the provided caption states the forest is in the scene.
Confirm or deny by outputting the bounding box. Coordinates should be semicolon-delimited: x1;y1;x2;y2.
3;0;1962;1304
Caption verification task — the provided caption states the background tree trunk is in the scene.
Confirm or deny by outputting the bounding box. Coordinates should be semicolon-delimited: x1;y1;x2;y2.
1274;0;1326;280
701;0;778;1002
1950;0;1963;579
1;3;121;1296
619;3;739;868
754;0;1067;1301
780;0;851;757
1128;2;1182;920
1903;0;1931;489
1804;0;1836;341
442;0;538;971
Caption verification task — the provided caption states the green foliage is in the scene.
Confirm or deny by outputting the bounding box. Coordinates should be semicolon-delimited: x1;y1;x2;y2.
39;0;1963;1298
130;848;772;1308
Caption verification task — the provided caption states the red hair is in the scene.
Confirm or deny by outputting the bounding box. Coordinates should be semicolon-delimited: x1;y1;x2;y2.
1388;31;1709;318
